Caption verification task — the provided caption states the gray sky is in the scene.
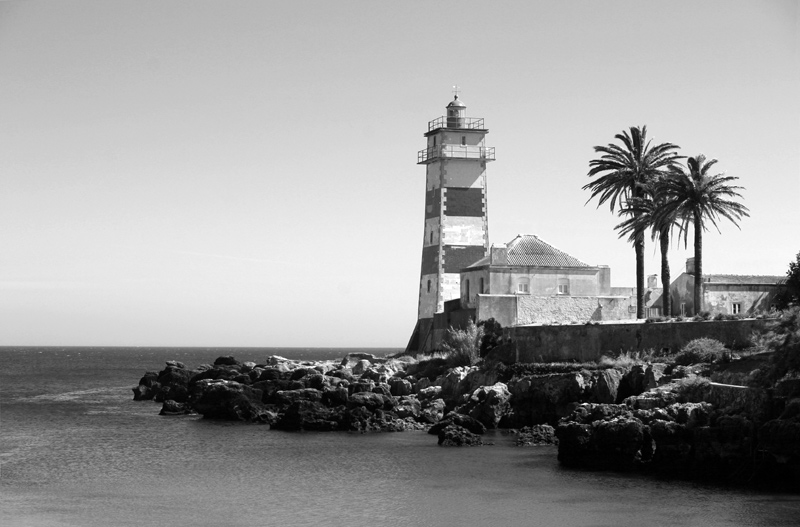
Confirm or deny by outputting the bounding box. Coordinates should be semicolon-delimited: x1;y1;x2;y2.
2;0;798;347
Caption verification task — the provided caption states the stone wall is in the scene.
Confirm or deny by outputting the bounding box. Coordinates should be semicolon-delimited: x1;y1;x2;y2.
492;319;768;364
516;296;634;324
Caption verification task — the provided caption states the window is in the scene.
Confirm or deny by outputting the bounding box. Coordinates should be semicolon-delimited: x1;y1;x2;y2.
465;280;470;299
480;277;485;294
558;278;569;295
731;303;741;315
461;136;466;146
427;280;431;293
433;137;436;147
430;231;433;244
517;279;529;294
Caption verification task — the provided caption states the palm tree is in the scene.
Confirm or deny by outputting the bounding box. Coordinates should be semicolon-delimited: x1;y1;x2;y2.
656;155;749;314
584;126;682;318
615;177;680;316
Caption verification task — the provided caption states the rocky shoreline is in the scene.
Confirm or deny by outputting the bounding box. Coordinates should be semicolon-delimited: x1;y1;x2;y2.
133;350;800;490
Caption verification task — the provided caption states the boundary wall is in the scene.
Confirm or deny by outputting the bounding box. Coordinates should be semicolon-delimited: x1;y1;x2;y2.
492;319;769;364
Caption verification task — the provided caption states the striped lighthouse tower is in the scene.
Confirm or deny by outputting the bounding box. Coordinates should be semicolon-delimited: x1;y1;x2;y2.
407;92;495;352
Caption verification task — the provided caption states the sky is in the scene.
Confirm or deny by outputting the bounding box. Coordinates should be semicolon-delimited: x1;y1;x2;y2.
1;0;798;348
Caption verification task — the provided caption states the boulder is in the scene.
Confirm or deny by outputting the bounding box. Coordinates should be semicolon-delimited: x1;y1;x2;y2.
274;400;342;431
159;400;192;415
437;425;485;446
419;398;446;424
429;412;486;435
465;383;511;429
352;359;371;376
594;369;624;404
192;380;270;422
213;356;241;367
515;425;557;446
389;378;413;397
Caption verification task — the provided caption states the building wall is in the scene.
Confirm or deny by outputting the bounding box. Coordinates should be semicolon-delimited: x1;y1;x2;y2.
488;267;603;296
669;273;782;316
492;319;768;364
704;284;781;315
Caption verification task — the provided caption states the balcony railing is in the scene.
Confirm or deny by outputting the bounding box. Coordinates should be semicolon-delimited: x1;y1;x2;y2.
427;116;485;132
417;145;496;164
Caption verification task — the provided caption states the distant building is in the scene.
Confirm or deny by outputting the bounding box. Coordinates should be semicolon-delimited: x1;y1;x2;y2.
669;258;785;316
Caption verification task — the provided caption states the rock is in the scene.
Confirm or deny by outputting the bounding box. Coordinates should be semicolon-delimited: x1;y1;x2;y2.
419;398;446;424
352;359;371;375
437;424;485;446
594;369;624;404
165;360;185;369
429;412;486;436
372;383;392;397
515;425;558;446
464;382;511;429
350;380;375;394
133;383;159;401
347;392;390;412
440;367;470;396
389;378;413;397
393;397;421;419
321;386;349;407
506;372;591;426
274;400;342;431
159;400;192;415
213;356;241;367
192;380;270;422
644;364;668;390
273;388;323;407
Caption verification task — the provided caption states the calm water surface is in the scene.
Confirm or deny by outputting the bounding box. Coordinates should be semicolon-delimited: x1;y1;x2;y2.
2;347;800;527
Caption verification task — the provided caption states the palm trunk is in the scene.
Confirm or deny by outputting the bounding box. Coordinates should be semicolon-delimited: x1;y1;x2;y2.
693;212;703;315
635;233;645;319
660;227;671;315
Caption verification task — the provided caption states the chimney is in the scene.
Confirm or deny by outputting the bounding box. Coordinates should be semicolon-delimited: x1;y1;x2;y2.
686;257;695;275
490;246;507;265
647;274;658;289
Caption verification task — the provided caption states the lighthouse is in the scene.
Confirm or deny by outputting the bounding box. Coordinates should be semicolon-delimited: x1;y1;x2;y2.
406;94;495;352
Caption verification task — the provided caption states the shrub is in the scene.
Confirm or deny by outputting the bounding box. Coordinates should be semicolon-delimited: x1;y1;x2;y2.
674;338;729;365
442;320;483;368
692;311;712;321
760;307;800;385
673;376;711;403
477;318;503;358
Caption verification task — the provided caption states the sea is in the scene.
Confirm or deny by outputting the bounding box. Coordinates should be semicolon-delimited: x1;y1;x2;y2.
3;346;800;527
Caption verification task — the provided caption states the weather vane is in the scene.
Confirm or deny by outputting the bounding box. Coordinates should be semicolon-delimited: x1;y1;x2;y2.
452;85;460;98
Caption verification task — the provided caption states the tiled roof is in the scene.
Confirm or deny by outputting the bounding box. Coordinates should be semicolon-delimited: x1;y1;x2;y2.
506;234;589;267
704;274;786;285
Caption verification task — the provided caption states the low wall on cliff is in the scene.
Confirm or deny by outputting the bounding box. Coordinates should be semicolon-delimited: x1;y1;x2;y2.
494;319;768;363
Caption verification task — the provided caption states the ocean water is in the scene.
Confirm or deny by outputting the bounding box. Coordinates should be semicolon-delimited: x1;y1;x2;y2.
3;346;800;527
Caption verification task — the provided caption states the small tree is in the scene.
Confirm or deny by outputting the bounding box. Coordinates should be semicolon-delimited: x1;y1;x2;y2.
775;251;800;310
442;319;484;368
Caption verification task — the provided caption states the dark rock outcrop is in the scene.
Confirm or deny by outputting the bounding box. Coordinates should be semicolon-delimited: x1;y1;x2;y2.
437;424;485;446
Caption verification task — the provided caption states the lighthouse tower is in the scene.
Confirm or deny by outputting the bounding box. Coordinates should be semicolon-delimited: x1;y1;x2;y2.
407;94;495;352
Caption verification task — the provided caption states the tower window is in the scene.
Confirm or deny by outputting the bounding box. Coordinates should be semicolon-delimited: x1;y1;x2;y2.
461;136;466;146
465;280;470;299
427;280;431;293
480;277;485;294
430;231;433;244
